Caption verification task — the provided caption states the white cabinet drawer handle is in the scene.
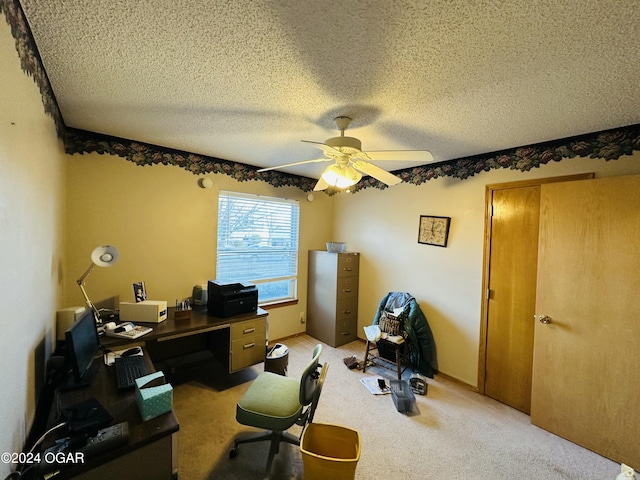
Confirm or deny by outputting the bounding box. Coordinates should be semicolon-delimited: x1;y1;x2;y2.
243;327;256;334
243;342;256;350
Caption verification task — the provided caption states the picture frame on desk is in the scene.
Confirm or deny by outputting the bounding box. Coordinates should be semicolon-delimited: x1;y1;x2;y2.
133;281;147;302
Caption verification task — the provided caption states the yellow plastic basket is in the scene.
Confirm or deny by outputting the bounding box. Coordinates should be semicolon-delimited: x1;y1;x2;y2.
300;423;361;480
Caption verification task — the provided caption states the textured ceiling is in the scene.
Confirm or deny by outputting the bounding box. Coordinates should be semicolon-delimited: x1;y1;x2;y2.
18;0;640;179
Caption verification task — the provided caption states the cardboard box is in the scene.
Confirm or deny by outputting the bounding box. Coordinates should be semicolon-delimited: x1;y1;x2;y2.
135;371;173;421
120;300;167;323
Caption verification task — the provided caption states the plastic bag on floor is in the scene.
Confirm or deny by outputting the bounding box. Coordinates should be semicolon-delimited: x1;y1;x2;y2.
616;464;636;480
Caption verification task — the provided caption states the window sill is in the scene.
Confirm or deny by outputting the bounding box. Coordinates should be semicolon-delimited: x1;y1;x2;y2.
259;299;299;310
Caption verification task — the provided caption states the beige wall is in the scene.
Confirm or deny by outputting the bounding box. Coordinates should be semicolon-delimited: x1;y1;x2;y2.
0;21;65;474
334;153;640;385
65;147;640;388
63;153;334;341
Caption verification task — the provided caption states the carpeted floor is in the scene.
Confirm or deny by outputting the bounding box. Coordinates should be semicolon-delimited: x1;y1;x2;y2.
167;334;622;480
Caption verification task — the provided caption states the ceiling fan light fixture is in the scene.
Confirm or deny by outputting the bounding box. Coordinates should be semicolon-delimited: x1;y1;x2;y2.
321;164;362;189
266;114;430;190
325;136;362;152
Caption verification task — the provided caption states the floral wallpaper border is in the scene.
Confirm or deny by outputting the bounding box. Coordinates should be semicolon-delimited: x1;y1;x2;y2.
4;0;640;195
63;127;319;191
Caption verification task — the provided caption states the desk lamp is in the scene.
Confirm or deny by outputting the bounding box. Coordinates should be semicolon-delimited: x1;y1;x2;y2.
76;245;119;324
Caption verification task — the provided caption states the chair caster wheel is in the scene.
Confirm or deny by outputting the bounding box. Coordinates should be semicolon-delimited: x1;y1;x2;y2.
229;447;238;459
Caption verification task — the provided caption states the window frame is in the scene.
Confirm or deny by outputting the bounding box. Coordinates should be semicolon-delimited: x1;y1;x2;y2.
216;190;300;306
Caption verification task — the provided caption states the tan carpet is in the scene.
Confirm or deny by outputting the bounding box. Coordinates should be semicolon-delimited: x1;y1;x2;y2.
168;334;620;479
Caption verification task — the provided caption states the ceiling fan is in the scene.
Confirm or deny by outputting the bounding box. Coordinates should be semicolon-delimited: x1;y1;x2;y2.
257;116;434;191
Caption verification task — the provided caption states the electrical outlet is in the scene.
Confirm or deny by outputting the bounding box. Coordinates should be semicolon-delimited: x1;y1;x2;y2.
299;312;306;324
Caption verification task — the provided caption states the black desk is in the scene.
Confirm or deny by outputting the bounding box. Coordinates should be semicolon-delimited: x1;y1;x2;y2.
48;354;179;479
43;308;268;478
101;306;269;374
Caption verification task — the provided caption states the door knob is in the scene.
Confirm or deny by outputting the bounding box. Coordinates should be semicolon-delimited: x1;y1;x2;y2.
538;315;552;324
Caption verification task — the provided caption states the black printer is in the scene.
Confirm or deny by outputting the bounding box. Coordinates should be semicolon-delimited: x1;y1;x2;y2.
207;280;258;318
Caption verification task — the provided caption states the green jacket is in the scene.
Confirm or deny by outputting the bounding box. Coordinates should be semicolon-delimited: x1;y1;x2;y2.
373;292;436;378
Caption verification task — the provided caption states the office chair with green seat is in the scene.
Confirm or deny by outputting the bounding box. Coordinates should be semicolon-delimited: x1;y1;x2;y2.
229;344;328;477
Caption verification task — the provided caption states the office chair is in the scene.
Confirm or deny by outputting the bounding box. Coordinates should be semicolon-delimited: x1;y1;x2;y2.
230;344;328;477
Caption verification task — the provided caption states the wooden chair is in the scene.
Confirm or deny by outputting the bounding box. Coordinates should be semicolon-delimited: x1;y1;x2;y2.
363;336;409;380
363;294;414;380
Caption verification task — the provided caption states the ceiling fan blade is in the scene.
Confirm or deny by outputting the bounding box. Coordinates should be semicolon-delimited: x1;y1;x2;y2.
351;160;402;186
363;150;434;162
313;176;330;191
301;140;343;156
257;157;331;173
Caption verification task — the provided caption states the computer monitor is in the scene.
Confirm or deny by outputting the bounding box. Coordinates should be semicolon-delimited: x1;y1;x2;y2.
65;308;100;386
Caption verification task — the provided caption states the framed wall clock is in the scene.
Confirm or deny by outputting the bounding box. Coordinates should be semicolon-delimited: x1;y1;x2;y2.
418;215;451;247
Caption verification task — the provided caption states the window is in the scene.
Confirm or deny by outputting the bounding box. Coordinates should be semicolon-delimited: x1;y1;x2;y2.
216;191;300;304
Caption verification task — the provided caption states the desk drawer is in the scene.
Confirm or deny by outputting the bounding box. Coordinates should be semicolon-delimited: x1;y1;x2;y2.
231;334;265;372
231;318;266;340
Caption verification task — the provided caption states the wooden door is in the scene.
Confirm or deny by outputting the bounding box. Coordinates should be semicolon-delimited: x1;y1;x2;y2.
531;175;640;465
484;186;540;413
479;174;593;414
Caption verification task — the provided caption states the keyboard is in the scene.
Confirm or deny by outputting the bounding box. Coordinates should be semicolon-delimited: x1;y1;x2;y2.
114;355;150;390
